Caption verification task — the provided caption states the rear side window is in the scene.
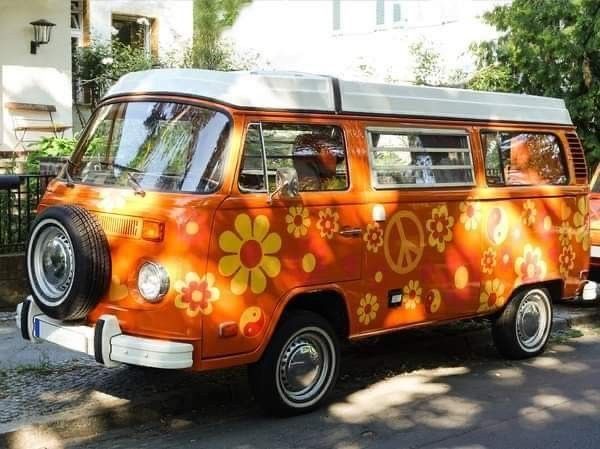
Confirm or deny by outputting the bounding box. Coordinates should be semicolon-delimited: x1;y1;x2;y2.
238;123;349;192
367;128;474;188
482;131;567;186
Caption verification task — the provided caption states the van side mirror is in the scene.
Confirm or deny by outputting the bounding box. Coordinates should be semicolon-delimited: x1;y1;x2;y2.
269;168;299;202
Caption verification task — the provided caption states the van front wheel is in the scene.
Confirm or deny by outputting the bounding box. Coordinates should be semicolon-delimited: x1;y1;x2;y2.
248;310;340;416
492;287;553;359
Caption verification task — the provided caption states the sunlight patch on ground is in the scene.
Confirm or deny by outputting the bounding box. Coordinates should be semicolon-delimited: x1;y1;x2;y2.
328;366;470;427
524;356;589;373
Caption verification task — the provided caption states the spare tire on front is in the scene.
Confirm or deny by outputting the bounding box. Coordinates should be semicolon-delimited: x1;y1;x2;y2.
26;205;111;321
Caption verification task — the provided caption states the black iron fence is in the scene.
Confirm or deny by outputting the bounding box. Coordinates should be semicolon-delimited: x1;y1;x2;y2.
0;174;55;254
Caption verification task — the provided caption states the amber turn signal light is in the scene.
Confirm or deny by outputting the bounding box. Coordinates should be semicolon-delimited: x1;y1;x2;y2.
142;220;164;242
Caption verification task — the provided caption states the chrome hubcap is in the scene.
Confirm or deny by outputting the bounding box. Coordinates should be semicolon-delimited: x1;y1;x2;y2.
516;291;549;350
277;329;333;405
33;226;74;301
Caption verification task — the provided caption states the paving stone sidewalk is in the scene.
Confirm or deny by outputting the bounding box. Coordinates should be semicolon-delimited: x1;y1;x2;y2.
0;303;598;443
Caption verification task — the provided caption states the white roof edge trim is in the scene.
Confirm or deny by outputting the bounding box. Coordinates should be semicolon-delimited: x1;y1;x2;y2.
104;69;573;126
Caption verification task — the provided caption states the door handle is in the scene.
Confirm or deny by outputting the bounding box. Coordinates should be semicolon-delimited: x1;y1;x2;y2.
338;226;362;237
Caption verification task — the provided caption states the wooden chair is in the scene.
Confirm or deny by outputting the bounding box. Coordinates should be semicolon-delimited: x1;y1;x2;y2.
5;102;72;150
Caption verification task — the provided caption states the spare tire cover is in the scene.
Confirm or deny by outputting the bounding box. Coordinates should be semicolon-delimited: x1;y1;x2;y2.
27;205;111;321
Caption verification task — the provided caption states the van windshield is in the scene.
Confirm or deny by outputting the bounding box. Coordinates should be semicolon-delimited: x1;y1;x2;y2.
68;101;230;193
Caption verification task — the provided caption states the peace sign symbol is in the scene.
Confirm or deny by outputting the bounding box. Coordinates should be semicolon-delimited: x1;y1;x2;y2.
384;211;424;274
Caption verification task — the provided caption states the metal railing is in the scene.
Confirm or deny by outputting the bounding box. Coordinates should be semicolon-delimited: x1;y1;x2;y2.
0;174;54;254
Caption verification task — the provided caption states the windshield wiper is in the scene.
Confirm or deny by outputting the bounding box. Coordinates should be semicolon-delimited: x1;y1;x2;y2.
110;162;146;197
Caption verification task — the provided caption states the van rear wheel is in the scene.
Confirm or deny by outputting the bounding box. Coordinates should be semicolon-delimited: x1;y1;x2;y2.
492;287;552;359
248;310;340;416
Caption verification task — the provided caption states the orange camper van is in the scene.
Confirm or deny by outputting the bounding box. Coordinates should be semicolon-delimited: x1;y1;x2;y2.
15;69;593;415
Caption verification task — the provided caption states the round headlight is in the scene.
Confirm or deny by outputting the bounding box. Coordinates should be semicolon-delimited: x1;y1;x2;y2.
137;261;169;302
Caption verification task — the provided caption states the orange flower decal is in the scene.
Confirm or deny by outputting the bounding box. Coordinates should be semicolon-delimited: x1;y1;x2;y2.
218;214;281;295
521;199;537;226
364;222;384;253
459;201;481;231
317;208;340;239
558;221;572;246
426;205;454;252
403;280;422;310
478;279;505;312
357;293;379;325
285;205;310;238
174;272;220;317
514;244;547;284
559;244;575;278
481;247;497;275
573;196;590;251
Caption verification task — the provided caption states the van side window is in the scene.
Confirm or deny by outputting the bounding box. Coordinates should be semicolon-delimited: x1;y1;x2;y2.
482;132;567;186
367;128;474;188
239;123;349;192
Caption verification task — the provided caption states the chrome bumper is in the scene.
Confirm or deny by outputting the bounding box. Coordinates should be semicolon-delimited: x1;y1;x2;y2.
574;280;600;302
16;297;193;369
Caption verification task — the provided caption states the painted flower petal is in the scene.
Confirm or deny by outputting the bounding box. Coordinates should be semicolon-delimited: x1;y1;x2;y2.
235;214;253;240
185;271;200;285
261;255;281;278
219;254;241;277
250;268;267;294
262;232;282;254
219;230;243;253
254;215;270;242
231;266;249;295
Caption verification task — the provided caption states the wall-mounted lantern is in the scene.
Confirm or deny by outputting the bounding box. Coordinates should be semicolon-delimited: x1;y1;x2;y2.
30;19;56;54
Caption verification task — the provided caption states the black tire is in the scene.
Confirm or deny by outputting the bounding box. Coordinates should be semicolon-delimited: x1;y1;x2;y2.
27;205;111;321
248;310;340;416
492;287;553;359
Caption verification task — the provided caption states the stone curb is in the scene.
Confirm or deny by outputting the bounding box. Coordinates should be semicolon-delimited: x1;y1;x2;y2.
1;305;599;449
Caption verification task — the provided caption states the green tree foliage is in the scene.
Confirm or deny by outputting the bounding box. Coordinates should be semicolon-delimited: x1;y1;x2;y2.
469;0;600;164
192;0;251;69
74;41;155;106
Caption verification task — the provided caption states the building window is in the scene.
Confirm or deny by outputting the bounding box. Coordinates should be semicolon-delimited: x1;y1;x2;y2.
482;131;568;186
332;0;341;31
112;14;154;55
393;2;402;22
376;0;385;26
239;123;349;192
368;128;474;188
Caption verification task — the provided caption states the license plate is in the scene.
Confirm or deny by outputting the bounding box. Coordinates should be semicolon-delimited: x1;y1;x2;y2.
592;246;600;258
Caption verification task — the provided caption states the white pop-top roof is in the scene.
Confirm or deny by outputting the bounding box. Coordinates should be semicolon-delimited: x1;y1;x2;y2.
105;69;572;125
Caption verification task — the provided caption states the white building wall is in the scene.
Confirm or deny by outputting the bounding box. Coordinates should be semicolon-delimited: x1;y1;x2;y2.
88;0;193;60
225;0;511;83
0;0;72;149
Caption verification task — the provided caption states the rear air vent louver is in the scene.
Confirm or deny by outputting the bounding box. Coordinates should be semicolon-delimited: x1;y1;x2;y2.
95;213;142;239
566;132;588;184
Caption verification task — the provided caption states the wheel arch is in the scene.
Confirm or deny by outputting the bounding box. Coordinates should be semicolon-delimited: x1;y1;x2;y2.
502;278;563;311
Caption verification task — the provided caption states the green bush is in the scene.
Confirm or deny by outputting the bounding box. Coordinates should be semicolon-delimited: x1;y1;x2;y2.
27;136;77;172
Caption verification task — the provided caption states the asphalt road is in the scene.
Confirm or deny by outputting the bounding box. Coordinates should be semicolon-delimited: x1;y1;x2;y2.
62;328;600;449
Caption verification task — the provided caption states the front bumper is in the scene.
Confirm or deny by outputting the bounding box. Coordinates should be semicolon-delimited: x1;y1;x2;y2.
16;297;193;369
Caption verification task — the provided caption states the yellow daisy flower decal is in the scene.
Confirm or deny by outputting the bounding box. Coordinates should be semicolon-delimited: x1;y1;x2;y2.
285;205;310;238
403;280;422;310
478;279;505;313
218;214;281;295
481;247;497;275
363;222;384;253
426;205;454;252
357;293;379;326
317;208;340;239
573;196;590;251
459;201;481;231
521;199;537;226
558;221;572;246
514;244;547;285
174;272;220;317
559;244;575;278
